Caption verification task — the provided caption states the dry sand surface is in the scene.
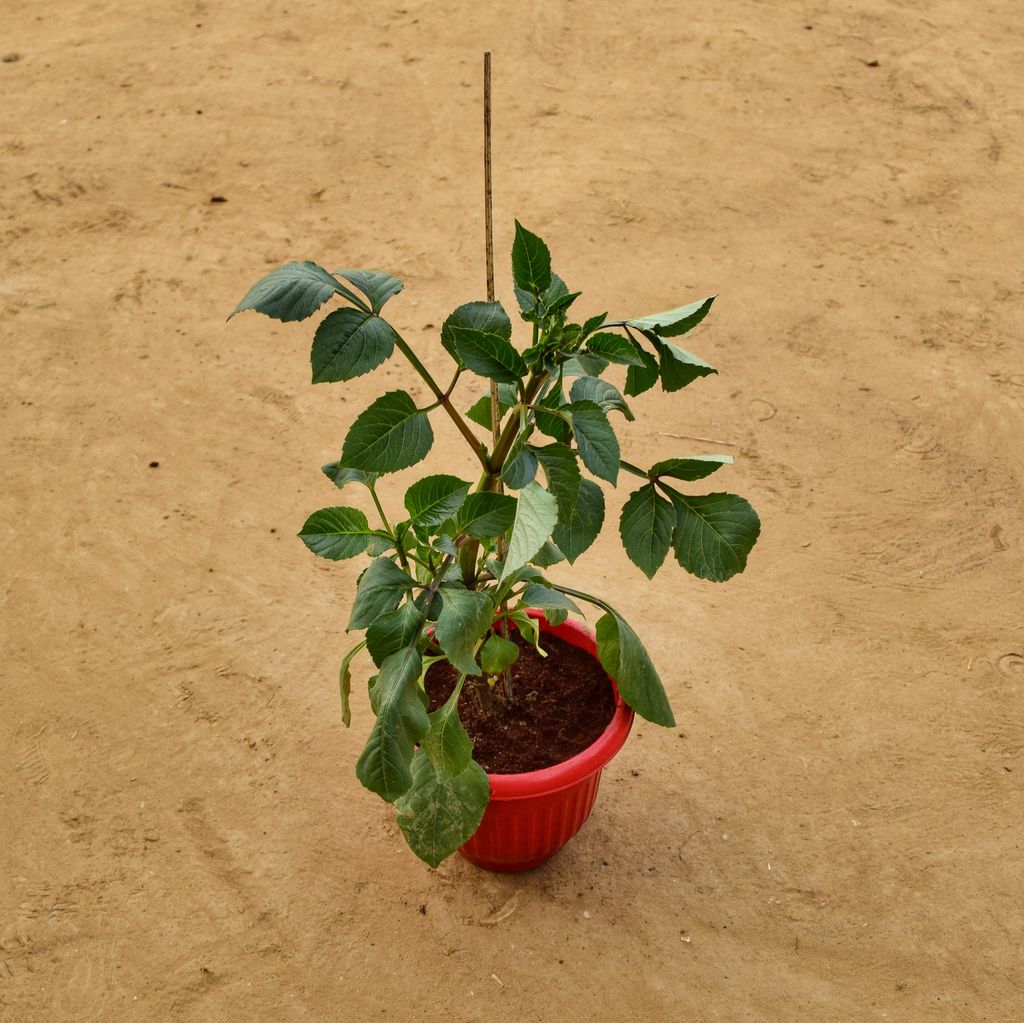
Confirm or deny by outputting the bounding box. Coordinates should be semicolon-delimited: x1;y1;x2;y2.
3;0;1023;1019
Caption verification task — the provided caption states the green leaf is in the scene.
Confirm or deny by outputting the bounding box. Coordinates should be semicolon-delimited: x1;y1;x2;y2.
465;382;517;429
552;478;605;563
567;401;620;484
508;609;544;655
546;285;581;316
652;337;717;392
586;331;646;366
501;481;559;581
619;484;674;579
310;309;397;384
562;352;609;378
338;640;366;727
511;220;552;295
355;646;430;801
502;445;538;490
420;680;473;775
667;490;761;582
457;492;517;539
434;589;494;676
335;268;404;314
531;539;566;567
480;634;520;675
298;507;373;560
595;611;674;727
448;327;525;384
365;602;425;667
404;475;471;529
534;388;571;442
348;558;415;630
649;455;733;482
395;751;490;868
627;296;715;338
230;261;368;321
341;390;434;474
533;443;581;522
522;582;582;620
441;301;517;377
321;462;378;490
581;312;608;336
570;377;634;421
624;346;659;396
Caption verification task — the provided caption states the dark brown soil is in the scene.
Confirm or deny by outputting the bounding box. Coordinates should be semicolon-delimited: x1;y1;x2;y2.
424;630;616;774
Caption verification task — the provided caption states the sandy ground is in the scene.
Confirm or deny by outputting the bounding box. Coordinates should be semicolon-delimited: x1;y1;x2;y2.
3;0;1023;1019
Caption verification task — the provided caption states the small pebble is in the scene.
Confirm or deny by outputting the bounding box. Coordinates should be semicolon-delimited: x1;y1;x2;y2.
2;52;21;63
149;461;160;468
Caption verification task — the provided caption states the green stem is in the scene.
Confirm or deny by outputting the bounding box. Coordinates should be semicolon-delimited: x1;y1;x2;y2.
458;369;550;587
619;459;650;480
368;481;411;573
392;331;490;470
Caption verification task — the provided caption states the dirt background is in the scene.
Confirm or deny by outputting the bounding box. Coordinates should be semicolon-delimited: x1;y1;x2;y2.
3;0;1022;1019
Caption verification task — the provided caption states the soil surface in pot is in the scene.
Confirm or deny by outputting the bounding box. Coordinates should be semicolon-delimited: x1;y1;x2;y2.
424;630;616;774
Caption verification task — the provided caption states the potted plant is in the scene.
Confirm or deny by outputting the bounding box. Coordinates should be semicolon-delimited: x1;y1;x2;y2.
230;221;760;870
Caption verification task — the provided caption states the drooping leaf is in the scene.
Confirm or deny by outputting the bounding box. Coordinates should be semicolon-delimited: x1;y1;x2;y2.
618;484;674;579
338;640;366;727
348;557;416;630
624;346;659;396
511;220;552;295
355;646;430;802
508;609;544;655
434;589;494;676
652;337;717;392
395;751;490;868
627;296;715;338
567;401;620;484
585;331;646;366
595;611;675;727
298;507;373;560
531;539;566;567
667;490;761;582
457;492;517;539
552;478;605;563
562;352;609;378
570;376;634;421
310;309;397;384
365;602;426;667
502;444;538;490
403;475;471;529
501;481;559;581
649;455;733;482
230;261;368;321
341;390;434;474
534;388;571;441
480;634;520;675
533;443;581;521
334;268;404;314
420;680;474;775
321;462;379;490
521;582;582;625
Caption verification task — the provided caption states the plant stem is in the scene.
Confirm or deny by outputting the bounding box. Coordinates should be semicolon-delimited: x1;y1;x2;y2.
392;330;490;470
619;459;650;480
457;369;550;587
367;481;412;573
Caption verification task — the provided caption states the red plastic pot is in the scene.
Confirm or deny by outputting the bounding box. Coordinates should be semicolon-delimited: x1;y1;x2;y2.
459;610;635;872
